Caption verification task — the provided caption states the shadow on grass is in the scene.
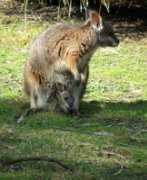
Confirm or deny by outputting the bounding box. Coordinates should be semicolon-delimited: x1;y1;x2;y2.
0;99;147;180
0;98;146;129
0;98;28;123
80;100;147;125
0;159;146;180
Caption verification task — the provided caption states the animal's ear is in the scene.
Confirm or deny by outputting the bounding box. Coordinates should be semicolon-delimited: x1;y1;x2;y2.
56;82;66;92
89;10;102;27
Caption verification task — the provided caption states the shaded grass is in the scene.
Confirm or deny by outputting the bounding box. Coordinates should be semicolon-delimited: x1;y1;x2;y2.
0;12;147;179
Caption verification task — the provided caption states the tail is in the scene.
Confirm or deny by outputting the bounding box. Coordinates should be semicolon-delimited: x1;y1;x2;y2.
17;108;36;124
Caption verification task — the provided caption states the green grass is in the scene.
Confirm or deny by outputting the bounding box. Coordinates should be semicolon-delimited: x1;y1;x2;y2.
0;12;147;179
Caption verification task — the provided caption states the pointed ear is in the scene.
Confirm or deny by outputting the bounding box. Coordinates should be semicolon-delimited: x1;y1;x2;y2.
90;11;102;27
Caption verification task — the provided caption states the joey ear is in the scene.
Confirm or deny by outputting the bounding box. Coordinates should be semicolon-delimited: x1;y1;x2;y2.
90;11;102;27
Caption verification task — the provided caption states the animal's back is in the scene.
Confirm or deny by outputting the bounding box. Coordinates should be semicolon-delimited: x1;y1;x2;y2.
27;22;97;70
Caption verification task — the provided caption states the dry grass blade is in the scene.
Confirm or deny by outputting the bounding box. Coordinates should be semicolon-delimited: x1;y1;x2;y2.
113;159;124;176
103;151;125;159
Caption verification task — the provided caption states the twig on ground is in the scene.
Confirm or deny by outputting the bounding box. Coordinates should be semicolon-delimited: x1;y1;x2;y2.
113;159;124;176
0;156;72;171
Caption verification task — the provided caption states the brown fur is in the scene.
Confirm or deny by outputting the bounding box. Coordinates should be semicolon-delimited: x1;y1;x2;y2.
24;11;119;114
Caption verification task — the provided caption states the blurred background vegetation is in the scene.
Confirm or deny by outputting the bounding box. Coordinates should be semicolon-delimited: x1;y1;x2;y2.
0;0;147;20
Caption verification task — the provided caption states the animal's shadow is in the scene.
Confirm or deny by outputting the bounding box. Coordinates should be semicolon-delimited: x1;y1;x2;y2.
0;98;146;130
78;100;147;128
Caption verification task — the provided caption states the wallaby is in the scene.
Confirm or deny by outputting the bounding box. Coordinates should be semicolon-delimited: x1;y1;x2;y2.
24;10;119;116
17;70;74;123
51;70;74;113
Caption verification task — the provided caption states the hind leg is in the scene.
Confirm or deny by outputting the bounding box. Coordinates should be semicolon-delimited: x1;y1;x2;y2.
36;89;47;109
31;85;48;110
17;87;46;123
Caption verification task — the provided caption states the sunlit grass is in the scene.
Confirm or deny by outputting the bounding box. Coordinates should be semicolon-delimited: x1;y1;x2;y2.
0;13;147;179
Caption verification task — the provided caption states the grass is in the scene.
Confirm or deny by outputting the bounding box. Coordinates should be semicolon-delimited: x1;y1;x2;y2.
0;12;147;179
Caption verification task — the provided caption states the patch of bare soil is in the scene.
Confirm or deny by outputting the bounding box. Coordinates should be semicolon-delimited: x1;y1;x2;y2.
0;0;147;40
